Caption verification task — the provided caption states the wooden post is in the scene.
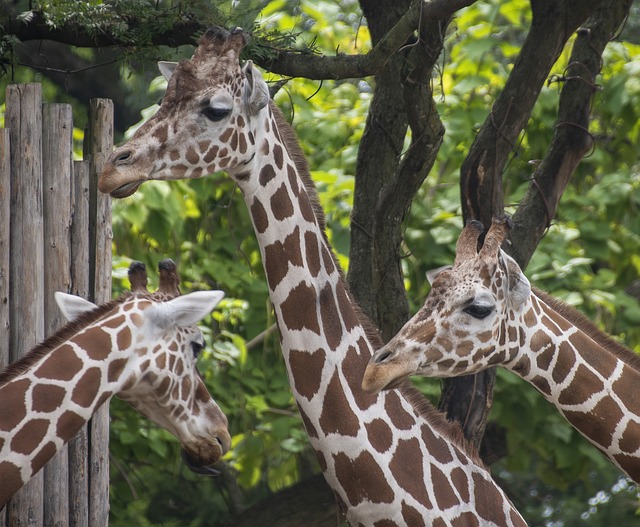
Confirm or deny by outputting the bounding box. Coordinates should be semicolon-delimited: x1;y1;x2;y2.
85;98;113;527
68;159;91;527
0;129;9;372
5;82;45;527
0;126;9;527
42;103;74;526
1;86;114;527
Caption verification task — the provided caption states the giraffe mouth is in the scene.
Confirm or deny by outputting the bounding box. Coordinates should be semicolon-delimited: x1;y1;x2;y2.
110;181;143;199
180;449;221;477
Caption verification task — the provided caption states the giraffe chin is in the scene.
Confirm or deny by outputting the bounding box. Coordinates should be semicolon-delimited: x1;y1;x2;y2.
180;449;221;477
361;363;412;394
110;180;143;199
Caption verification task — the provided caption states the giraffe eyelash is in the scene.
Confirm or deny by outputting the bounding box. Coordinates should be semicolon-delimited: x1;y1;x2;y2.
191;341;205;358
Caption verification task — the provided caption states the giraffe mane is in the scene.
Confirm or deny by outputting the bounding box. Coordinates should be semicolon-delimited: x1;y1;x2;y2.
0;295;131;388
270;102;484;465
533;286;640;372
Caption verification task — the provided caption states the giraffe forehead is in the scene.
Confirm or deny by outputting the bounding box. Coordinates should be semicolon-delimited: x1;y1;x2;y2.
165;59;243;105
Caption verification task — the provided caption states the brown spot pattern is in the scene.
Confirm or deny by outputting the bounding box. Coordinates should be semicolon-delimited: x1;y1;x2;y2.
203;145;219;163
572;332;617;379
273;144;283;169
401;502;426;526
384;391;415;431
420;425;453;464
30;441;57;475
618;420;640;454
32;384;66;413
280;281;320;334
299;191;316;224
289;348;326;400
450;466;470;502
71;367;102;408
0;378;29;431
270;183;294;221
365;418;393;453
259;164;276;186
35;345;83;381
319;370;360;437
557;364;603;405
431;465;460;509
56;410;86;441
472;472;506;524
614;366;640;415
304;231;321;277
77;328;112;361
452;512;480;526
186;146;199;164
250;197;269;234
333;451;394;506
108;358;128;383
345;345;377;411
319;284;342;351
389;437;431;507
12;419;49;455
264;227;303;291
565;397;623;448
551;342;576;383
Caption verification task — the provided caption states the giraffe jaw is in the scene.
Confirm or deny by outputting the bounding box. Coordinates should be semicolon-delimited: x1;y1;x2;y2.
109;180;143;198
181;449;221;477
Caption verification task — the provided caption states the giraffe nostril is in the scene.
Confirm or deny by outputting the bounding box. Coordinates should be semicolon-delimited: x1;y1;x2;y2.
113;150;133;165
373;349;393;365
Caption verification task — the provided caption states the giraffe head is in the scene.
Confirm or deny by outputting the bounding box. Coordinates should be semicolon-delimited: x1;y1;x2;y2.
99;26;270;198
57;261;231;473
362;217;532;393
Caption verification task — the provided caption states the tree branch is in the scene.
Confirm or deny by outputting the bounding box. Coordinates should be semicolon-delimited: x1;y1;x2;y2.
4;0;478;81
510;0;633;267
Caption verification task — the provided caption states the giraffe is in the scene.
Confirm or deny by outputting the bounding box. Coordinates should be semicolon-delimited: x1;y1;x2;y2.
98;27;528;526
363;217;640;483
0;260;231;506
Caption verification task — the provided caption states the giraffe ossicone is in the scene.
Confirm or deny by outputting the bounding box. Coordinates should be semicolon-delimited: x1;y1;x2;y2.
0;260;230;507
364;217;640;483
99;28;528;526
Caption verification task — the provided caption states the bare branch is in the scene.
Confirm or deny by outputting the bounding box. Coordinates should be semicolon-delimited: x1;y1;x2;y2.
510;0;633;267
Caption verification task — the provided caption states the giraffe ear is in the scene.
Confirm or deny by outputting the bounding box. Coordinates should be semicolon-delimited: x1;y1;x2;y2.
242;60;269;115
55;292;98;322
147;290;226;329
158;61;179;82
426;265;452;285
499;251;531;310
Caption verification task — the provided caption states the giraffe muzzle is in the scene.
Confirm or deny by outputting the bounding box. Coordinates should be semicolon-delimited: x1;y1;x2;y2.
181;449;221;477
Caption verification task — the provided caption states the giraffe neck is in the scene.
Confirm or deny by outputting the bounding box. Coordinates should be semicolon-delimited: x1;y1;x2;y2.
240;104;527;526
505;289;640;481
0;305;134;505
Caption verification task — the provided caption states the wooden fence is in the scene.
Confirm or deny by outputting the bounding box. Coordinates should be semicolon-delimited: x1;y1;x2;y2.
1;84;113;527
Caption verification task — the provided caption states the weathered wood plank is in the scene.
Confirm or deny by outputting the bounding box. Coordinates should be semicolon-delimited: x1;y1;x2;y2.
68;159;91;527
0;129;9;370
42;103;73;527
5;82;45;526
85;98;114;527
0;127;10;527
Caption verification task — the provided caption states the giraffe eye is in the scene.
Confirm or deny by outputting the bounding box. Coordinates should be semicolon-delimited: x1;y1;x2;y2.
202;106;231;122
463;304;494;319
191;340;205;358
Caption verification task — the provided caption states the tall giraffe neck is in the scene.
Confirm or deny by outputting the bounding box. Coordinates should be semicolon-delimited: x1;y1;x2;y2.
0;288;229;507
242;104;526;526
507;288;640;481
0;301;134;505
